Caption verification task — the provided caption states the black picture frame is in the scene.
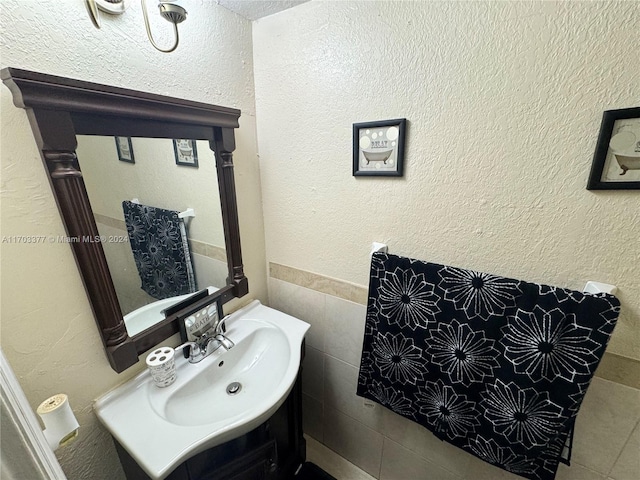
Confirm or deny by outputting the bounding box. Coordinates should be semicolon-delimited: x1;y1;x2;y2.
171;289;217;358
353;118;407;177
173;139;199;167
115;136;134;163
587;107;640;190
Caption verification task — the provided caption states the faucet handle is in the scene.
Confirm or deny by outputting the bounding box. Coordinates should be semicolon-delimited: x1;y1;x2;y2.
215;315;231;334
175;341;201;358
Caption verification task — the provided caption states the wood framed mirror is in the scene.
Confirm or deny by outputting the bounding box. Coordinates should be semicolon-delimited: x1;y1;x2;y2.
1;68;248;372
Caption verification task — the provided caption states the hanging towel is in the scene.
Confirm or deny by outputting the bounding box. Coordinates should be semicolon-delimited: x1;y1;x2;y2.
357;253;620;480
122;200;196;300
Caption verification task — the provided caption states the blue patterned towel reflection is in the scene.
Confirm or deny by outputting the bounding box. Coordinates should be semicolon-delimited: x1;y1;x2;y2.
122;200;196;300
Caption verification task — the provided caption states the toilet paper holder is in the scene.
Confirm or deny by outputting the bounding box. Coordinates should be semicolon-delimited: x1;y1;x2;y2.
37;393;79;450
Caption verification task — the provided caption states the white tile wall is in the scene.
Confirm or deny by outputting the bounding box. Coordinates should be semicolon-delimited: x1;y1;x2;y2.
269;278;326;350
325;295;367;366
380;439;460;480
306;435;376;480
608;421;640;480
324;406;384;477
572;378;640;474
269;278;640;480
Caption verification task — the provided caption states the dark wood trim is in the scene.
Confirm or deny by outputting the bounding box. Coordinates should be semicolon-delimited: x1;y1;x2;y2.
1;68;240;129
213;129;249;297
72;112;217;140
2;67;248;373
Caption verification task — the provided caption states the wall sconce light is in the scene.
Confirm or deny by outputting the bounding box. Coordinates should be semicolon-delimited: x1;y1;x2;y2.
86;0;187;53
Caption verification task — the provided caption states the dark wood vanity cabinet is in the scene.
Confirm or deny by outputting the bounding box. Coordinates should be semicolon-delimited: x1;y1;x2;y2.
113;372;305;480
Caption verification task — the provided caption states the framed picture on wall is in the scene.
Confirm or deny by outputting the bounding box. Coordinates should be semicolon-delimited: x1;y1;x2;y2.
115;137;135;163
173;139;199;168
353;118;407;177
587;107;640;190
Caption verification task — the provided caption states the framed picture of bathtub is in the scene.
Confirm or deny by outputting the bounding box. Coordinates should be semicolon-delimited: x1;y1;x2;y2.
115;136;135;163
587;107;640;190
353;118;406;177
173;139;199;168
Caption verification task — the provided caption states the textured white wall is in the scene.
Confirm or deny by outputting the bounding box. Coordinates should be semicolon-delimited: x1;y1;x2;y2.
1;1;638;477
0;0;265;478
254;1;640;360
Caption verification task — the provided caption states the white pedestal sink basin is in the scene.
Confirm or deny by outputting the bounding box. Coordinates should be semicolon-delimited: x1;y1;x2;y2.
94;300;309;480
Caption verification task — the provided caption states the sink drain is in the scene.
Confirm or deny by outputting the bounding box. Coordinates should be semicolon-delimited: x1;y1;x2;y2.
226;382;242;395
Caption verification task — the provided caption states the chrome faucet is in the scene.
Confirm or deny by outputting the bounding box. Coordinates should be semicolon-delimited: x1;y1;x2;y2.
213;315;235;350
175;315;234;364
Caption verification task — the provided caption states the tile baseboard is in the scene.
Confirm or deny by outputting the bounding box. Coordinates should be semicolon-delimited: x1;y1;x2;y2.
269;262;367;305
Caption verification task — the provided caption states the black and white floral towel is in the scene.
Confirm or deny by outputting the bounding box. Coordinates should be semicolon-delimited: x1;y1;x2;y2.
122;201;196;300
357;253;620;480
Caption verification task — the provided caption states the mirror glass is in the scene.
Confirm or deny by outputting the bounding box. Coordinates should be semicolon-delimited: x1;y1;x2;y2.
76;136;228;335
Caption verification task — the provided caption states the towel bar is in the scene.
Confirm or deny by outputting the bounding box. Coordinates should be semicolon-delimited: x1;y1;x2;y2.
583;281;617;295
178;208;195;219
370;243;617;297
129;198;194;219
370;242;388;257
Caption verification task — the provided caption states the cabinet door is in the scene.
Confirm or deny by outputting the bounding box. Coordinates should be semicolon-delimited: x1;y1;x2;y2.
190;439;277;480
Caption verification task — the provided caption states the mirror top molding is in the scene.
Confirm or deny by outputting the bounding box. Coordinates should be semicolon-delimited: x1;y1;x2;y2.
2;67;248;373
1;67;240;130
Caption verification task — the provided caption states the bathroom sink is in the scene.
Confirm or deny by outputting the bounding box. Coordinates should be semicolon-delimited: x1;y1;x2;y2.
158;320;290;427
94;300;309;480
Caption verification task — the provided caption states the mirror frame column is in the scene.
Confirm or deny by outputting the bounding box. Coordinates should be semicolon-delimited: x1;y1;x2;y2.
213;127;248;299
29;109;138;371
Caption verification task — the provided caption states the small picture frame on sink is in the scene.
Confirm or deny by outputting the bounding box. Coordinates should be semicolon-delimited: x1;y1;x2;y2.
169;290;221;358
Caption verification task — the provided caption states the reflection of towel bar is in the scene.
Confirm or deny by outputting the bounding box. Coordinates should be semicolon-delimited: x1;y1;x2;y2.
178;208;195;219
129;198;195;219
